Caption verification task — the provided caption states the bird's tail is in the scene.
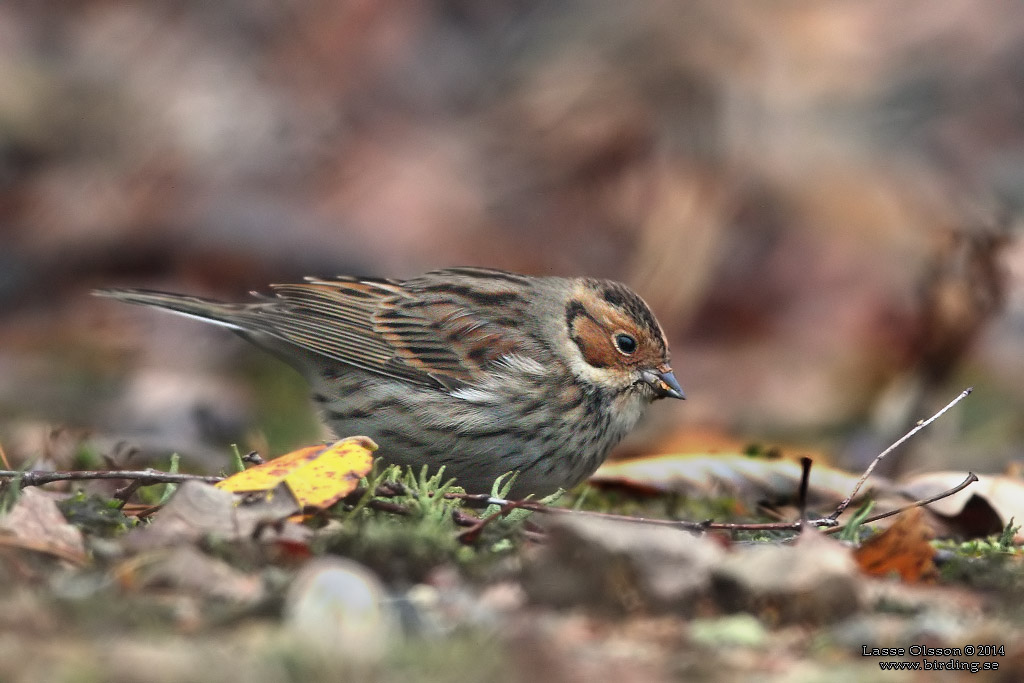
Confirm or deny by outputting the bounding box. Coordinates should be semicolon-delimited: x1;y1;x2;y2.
93;288;247;331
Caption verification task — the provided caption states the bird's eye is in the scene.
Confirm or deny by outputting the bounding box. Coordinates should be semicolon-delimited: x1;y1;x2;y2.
614;333;637;355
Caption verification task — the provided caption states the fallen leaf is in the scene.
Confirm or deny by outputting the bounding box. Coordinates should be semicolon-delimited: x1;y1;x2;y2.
217;437;376;509
853;507;937;583
126;480;306;549
591;452;883;505
899;471;1020;540
0;488;87;565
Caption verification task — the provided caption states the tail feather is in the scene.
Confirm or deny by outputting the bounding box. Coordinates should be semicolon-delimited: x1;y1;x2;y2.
93;288;245;331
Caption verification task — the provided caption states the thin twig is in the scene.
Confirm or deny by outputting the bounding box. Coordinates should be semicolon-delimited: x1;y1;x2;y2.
447;454;978;536
824;472;979;535
446;492;814;532
797;456;812;528
452;509;484;529
0;469;223;487
452;472;979;536
0;383;976;540
456;508;504;543
113;479;145;507
829;387;973;520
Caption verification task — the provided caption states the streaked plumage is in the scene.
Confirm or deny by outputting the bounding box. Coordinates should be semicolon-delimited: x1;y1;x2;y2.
97;267;683;496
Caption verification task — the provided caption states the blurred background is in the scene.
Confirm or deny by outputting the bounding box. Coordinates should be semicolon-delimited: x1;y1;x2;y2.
1;0;1022;478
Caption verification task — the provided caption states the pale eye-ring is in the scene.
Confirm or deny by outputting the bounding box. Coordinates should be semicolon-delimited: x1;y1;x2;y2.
614;333;637;355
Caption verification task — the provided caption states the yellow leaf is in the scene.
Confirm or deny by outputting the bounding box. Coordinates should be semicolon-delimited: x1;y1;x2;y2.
216;437;377;510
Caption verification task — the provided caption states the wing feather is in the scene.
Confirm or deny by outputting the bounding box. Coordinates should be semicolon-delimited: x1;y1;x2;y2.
201;270;541;390
100;269;545;391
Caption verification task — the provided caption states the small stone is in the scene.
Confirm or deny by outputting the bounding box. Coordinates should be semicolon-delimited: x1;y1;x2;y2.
523;514;724;614
713;531;861;624
284;558;394;662
689;614;768;648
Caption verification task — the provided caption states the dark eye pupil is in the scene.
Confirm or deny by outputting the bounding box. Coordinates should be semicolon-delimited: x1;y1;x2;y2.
615;333;637;354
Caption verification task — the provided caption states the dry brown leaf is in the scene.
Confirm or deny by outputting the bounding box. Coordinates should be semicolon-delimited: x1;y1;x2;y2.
0;488;87;565
126;480;306;550
853;507;938;583
591;452;881;504
899;471;1023;540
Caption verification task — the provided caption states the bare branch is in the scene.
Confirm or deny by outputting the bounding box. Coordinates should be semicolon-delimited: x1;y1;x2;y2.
824;472;979;535
446;491;838;533
0;386;978;541
797;456;812;527
446;387;977;538
0;469;224;487
829;387;973;520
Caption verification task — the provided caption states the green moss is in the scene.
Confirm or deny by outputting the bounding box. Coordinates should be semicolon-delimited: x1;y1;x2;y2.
934;522;1024;604
57;491;136;537
319;466;523;583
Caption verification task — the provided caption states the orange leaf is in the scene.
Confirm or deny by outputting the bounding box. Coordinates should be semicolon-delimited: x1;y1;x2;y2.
216;437;377;510
853;507;937;583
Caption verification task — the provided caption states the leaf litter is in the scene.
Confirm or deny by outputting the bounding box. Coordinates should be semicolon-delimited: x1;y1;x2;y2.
0;390;1023;681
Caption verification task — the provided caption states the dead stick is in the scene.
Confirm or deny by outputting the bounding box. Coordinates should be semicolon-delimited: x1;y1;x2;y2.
829;387;973;520
446;494;766;532
797;456;812;529
0;470;223;487
456;509;505;544
113;479;145;507
825;472;978;535
448;469;978;535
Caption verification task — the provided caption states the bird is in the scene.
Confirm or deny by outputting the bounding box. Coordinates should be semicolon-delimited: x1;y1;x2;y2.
96;267;684;497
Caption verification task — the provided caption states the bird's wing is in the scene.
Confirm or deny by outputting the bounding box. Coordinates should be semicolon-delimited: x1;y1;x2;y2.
263;269;539;390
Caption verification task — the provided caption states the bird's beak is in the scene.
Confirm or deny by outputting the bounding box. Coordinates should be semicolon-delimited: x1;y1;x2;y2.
642;365;685;400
